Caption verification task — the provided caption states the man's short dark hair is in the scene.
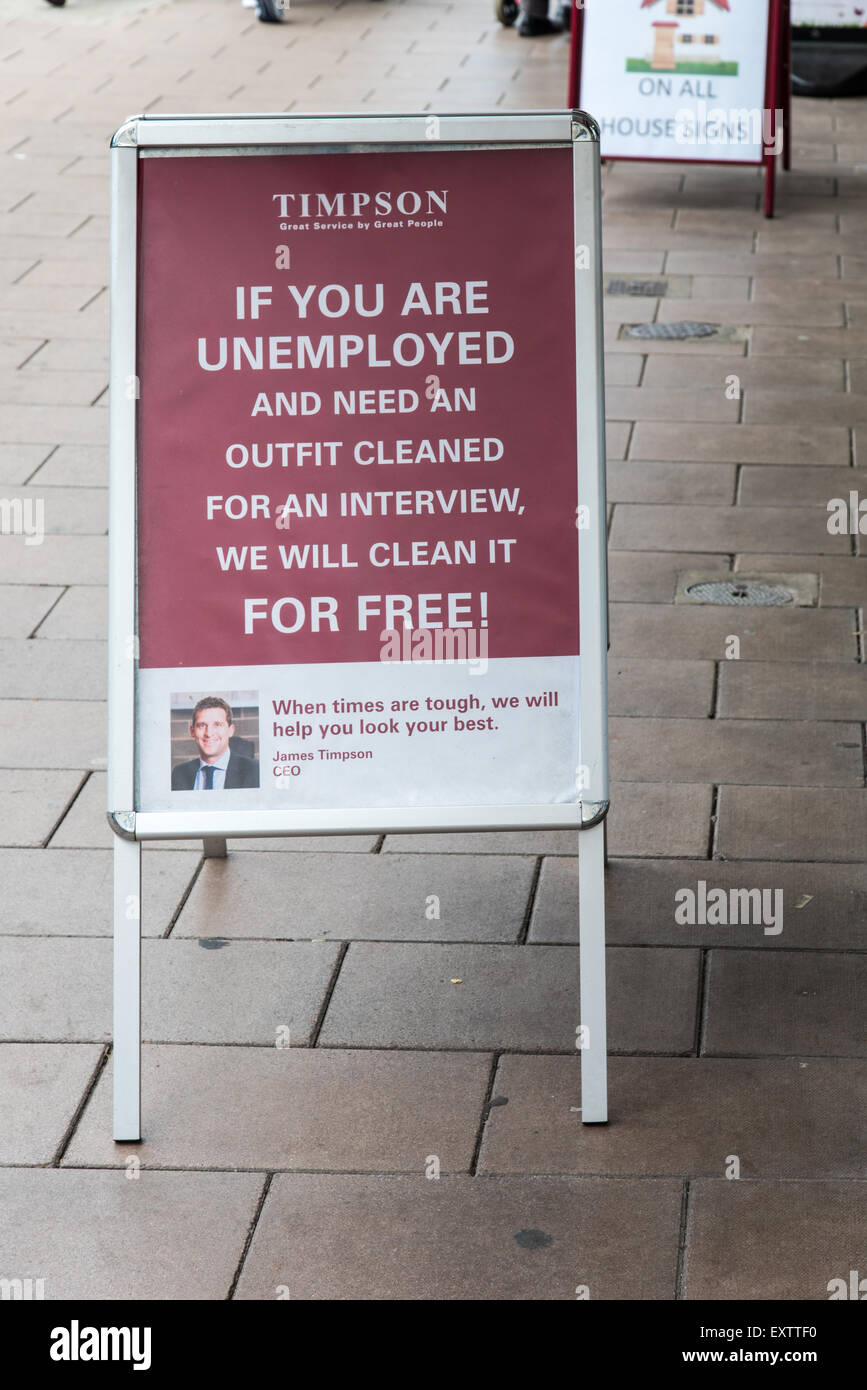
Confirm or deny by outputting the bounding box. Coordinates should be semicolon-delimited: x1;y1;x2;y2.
191;696;233;725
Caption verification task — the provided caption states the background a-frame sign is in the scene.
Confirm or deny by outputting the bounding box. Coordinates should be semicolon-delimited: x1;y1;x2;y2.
109;111;610;1141
568;0;792;216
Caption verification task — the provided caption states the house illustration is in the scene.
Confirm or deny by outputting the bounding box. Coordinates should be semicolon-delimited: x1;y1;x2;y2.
630;0;738;77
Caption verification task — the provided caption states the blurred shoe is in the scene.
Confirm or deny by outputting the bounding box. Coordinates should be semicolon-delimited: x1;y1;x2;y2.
44;0;67;6
256;0;285;20
517;16;563;36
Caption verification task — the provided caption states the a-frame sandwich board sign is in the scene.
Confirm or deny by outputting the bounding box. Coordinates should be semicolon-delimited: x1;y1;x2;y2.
109;111;611;1140
568;0;790;216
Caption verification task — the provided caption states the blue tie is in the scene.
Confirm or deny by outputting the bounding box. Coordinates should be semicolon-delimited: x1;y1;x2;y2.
201;765;215;790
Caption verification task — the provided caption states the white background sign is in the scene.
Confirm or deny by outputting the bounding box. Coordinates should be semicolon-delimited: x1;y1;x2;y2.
580;0;772;163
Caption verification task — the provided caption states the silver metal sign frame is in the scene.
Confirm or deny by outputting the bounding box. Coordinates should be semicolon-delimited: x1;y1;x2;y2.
108;111;609;1139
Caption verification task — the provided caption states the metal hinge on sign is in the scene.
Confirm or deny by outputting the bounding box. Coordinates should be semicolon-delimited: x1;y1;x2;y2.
107;811;136;840
571;114;599;143
578;799;609;829
111;118;141;148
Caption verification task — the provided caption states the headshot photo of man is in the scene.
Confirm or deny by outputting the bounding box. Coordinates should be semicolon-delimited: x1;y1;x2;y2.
171;695;260;791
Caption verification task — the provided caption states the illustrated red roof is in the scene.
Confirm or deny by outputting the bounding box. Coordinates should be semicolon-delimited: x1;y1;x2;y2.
641;1;730;9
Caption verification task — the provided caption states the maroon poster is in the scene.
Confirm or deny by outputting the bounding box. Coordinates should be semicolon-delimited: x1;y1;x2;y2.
134;147;582;812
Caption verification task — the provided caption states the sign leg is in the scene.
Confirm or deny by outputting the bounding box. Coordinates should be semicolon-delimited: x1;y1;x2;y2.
579;820;607;1123
113;835;141;1141
782;0;792;173
764;149;777;219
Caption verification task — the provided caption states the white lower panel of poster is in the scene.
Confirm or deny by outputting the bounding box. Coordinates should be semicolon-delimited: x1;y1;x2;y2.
137;656;580;813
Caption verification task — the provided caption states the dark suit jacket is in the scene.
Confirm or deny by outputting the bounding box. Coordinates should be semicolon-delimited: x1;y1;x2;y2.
171;752;259;791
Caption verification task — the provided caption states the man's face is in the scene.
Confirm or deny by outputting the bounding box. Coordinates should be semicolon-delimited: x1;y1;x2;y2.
190;707;234;763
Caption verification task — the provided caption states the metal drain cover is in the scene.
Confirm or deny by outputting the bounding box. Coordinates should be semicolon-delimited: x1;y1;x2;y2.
607;278;669;297
686;579;793;606
676;572;819;608
625;320;719;340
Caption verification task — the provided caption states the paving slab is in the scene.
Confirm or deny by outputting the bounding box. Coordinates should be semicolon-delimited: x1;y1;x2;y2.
609;657;714;718
606;781;714;859
0;484;106;535
610;604;857;662
744;393;867;428
0;846;198;936
718;661;867;721
753;234;867;258
611;716;862;787
0;402;108;446
0;533;106;585
174;851;535;943
603;354;644;386
0;937;341;1044
0;441;54;484
18;343;109;382
739;465;867;508
0;1042;103;1165
24;447;106;492
318;942;701;1055
13;261;111;289
0;696;105;767
716;786;867;862
629;424;850;466
703;950;866;1058
679;209;835;234
684;1180;866;1301
604;387;739;425
529;857;866;951
0;637;105;698
604;229;756;256
751;325;867;357
0;767;84;847
477;1056;866;1178
234;1173;684;1301
641;355;844;391
0;582;63;637
657;298;845;329
663;251;841;277
0;356;106;401
0;1168;262;1301
65;1046;492;1173
31;584;107;639
606;461;736;507
610;504;849;555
